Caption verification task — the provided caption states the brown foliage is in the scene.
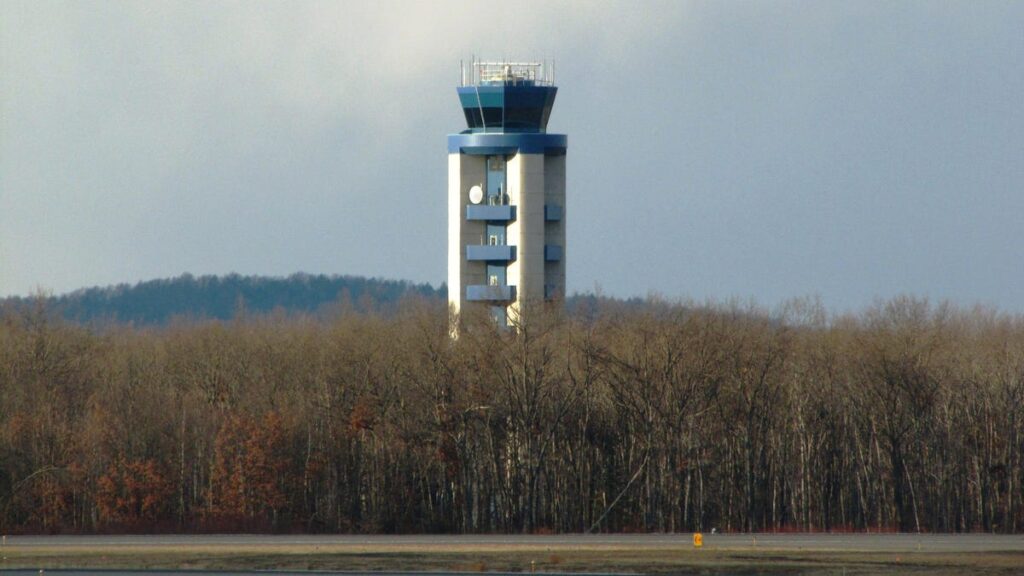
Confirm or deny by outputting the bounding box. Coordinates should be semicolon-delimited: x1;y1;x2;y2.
1;296;1023;534
96;459;173;527
209;411;289;526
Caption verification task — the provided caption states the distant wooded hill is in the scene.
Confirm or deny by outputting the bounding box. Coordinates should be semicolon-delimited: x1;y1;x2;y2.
1;273;444;326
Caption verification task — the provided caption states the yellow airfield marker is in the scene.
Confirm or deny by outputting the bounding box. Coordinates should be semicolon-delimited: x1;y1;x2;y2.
693;532;703;548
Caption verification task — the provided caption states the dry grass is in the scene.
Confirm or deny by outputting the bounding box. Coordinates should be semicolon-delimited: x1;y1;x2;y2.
1;541;1022;575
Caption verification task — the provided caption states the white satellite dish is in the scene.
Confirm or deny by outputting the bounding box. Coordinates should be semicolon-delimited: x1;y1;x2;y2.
469;185;484;205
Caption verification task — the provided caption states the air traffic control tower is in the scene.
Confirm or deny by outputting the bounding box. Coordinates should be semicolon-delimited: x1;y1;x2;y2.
448;60;566;327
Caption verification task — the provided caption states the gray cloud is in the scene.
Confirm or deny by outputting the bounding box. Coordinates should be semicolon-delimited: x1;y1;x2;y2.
2;1;1022;312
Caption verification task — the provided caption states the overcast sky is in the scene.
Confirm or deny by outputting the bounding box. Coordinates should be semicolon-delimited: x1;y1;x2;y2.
2;1;1022;312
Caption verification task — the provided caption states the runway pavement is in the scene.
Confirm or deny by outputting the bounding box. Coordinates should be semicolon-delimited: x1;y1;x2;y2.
3;532;1023;552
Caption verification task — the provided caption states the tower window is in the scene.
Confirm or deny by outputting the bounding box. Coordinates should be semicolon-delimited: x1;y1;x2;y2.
487;156;507;203
486;263;507;287
490;305;508;327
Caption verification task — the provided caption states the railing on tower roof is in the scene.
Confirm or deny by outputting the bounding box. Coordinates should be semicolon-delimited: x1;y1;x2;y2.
460;59;555;87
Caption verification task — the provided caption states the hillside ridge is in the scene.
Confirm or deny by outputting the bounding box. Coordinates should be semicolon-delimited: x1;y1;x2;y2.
1;272;444;326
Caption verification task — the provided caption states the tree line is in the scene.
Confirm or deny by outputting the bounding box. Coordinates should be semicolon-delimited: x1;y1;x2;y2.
0;273;441;326
0;295;1021;534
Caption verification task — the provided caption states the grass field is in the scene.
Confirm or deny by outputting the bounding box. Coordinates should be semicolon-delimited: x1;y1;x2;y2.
2;538;1024;575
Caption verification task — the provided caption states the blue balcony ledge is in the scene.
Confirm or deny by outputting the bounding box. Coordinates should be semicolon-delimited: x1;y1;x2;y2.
544;245;563;262
466;284;517;302
467;245;517;261
544;204;563;221
467;204;516;221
